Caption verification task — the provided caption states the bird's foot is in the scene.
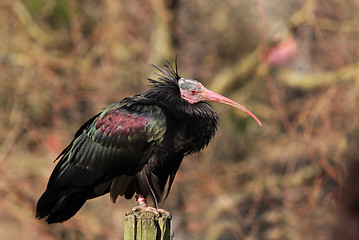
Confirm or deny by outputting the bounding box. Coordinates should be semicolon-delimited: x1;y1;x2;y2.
132;204;172;219
132;194;171;218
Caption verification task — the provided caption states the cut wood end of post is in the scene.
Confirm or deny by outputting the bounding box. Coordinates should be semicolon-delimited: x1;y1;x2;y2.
125;209;172;220
124;208;172;240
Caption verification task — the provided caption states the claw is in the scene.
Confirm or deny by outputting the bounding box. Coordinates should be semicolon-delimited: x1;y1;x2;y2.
157;208;172;220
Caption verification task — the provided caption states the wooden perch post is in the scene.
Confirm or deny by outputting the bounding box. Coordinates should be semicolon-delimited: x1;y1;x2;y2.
124;209;172;240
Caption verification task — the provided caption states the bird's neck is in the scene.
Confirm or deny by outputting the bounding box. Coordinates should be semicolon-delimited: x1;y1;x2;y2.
143;87;218;154
171;103;219;155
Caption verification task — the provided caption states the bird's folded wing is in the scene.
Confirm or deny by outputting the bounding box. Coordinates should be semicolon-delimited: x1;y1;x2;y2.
49;101;167;187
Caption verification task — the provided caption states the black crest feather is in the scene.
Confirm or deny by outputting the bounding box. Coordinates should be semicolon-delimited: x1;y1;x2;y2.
147;59;180;88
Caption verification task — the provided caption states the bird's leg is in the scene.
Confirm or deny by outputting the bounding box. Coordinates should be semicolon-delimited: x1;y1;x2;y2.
135;194;148;205
132;194;171;218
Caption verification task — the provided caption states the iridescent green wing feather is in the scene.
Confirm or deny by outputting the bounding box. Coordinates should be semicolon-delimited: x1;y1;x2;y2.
49;99;167;188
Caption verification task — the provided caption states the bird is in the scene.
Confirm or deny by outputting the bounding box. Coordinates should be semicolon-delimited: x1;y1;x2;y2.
36;60;262;223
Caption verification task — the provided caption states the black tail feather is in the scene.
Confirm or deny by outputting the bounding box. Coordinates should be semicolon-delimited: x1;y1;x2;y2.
36;189;89;224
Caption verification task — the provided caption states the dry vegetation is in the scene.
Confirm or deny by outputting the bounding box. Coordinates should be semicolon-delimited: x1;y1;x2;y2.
1;0;359;239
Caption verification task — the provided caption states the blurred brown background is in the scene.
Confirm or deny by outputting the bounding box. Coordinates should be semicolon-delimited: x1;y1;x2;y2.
1;0;359;239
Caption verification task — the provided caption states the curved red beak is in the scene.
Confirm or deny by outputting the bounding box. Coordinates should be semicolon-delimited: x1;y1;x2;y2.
202;88;262;126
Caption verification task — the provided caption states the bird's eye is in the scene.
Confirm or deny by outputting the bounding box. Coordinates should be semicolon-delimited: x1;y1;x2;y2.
190;90;197;95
